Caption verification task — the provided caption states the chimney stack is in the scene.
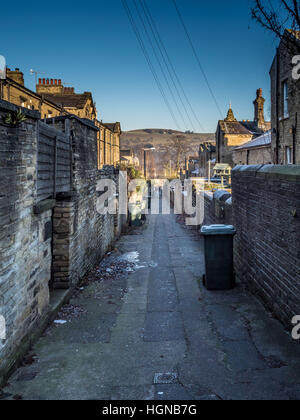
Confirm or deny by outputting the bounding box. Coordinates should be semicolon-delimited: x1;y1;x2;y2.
253;88;265;129
6;67;24;86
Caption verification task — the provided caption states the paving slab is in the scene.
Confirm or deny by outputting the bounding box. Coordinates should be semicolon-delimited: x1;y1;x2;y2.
2;214;300;400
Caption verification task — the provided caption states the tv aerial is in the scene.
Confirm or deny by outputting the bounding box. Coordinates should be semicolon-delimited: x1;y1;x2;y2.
30;69;45;85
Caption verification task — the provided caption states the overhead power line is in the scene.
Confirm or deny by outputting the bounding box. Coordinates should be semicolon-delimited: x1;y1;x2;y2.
171;0;223;119
121;0;182;130
140;0;196;132
133;0;189;131
141;0;206;132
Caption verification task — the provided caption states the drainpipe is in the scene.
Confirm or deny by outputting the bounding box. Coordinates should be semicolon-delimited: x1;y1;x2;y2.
275;48;280;164
293;112;297;164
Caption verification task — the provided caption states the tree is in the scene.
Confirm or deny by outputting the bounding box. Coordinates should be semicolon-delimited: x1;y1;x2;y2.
169;135;189;175
251;0;300;51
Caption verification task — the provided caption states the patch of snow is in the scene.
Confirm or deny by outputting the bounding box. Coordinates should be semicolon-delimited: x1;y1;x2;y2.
119;251;140;264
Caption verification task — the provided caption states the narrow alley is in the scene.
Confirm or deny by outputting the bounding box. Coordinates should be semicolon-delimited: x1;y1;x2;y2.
2;214;300;401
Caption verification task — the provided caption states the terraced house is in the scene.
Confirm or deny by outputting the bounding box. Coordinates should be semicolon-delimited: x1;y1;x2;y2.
0;68;121;168
270;29;300;164
0;68;63;118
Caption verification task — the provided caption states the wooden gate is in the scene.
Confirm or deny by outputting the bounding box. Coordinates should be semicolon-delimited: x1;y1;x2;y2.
37;121;72;202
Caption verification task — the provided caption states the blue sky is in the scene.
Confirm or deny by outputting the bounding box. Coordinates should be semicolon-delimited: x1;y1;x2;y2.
1;0;279;132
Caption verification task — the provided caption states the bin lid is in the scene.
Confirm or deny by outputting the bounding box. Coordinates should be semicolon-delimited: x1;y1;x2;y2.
201;224;236;236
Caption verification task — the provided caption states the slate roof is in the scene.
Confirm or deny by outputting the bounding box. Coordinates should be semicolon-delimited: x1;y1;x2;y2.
43;93;92;109
234;130;271;150
240;120;271;134
219;120;252;135
218;107;253;135
102;122;121;133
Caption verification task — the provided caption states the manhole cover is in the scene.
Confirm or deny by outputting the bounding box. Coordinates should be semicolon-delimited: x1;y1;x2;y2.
154;372;178;384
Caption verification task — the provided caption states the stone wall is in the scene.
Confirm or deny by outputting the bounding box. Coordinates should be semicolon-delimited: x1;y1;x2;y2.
0;106;126;384
203;190;233;226
50;117;125;289
202;165;300;327
233;146;272;166
0;101;52;381
232;165;300;326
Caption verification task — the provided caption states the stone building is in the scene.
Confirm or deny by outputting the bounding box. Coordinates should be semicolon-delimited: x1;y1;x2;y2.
216;106;254;166
120;148;140;168
233;130;272;166
0;67;121;169
0;68;63;118
36;78;97;121
216;90;271;167
270;29;300;164
36;78;121;168
101;122;121;167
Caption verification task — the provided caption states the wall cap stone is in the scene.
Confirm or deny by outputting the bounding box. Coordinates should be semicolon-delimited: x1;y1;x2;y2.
232;164;265;173
204;191;213;201
233;164;300;179
225;197;232;206
34;199;56;214
0;99;40;119
214;190;232;202
45;114;99;131
258;164;300;177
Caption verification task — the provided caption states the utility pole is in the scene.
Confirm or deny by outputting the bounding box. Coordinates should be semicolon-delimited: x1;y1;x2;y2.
144;144;155;179
144;149;147;179
275;48;280;164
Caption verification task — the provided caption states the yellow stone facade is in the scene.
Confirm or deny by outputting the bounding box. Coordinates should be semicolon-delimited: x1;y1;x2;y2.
0;69;62;118
0;68;121;168
95;121;121;168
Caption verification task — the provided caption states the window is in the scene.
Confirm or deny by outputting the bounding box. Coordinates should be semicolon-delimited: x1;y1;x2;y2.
283;81;289;118
286;146;292;164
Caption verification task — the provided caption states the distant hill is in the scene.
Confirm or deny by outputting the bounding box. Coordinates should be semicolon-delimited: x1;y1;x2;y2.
121;129;215;176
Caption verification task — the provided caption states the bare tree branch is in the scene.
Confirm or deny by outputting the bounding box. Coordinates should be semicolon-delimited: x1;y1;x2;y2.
251;0;300;52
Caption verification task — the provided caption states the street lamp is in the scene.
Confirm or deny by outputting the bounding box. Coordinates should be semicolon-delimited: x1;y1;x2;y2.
143;144;155;179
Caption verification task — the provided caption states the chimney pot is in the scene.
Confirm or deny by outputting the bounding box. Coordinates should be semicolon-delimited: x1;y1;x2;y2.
43;78;45;84
50;79;53;85
38;78;41;84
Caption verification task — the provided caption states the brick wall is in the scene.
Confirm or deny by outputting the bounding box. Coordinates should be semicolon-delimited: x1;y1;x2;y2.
0;100;52;380
232;165;300;326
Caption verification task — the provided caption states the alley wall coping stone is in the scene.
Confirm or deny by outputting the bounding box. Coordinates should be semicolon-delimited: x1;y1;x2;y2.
0;98;40;119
